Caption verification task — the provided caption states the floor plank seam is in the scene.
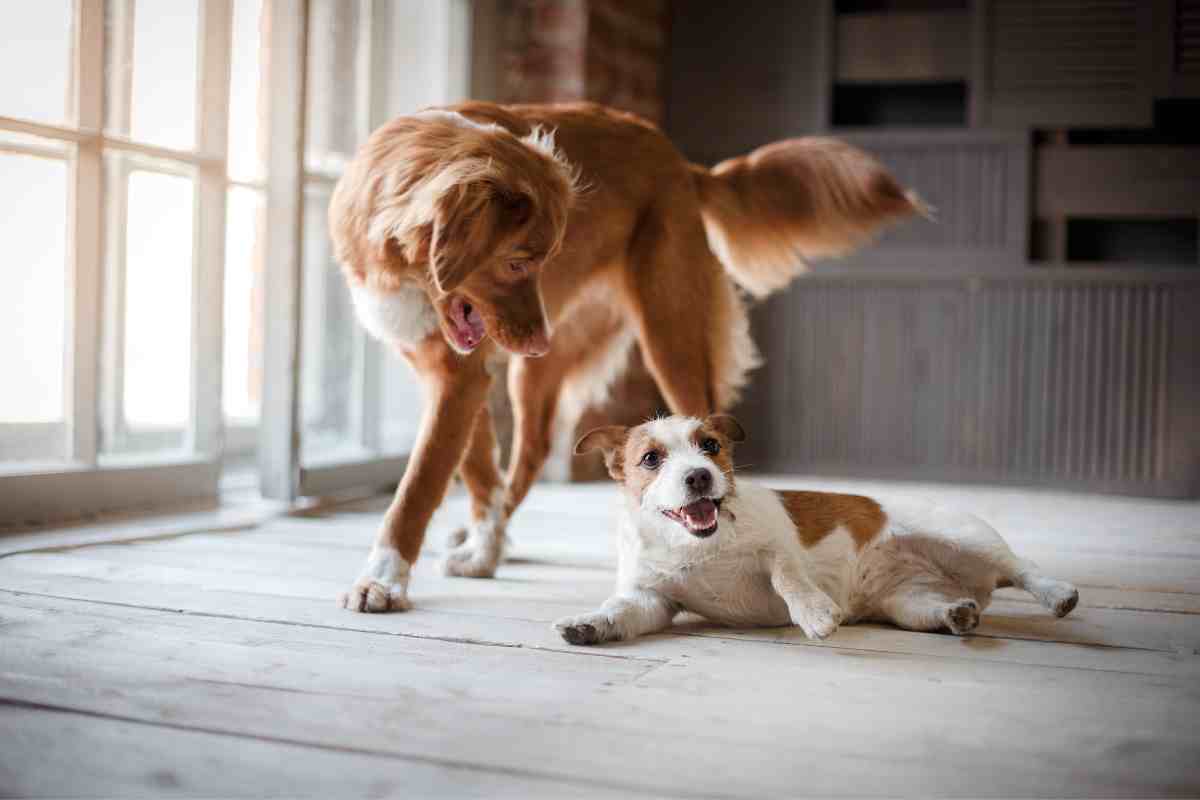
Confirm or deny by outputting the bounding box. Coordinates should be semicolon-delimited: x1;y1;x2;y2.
671;629;1199;674
0;696;705;799
0;588;668;665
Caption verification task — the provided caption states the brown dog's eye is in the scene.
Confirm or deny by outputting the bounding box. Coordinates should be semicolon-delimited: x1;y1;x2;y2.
700;438;720;455
509;260;530;276
640;450;661;469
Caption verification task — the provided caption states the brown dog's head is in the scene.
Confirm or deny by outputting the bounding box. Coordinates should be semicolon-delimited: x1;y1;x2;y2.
330;108;579;357
575;415;746;539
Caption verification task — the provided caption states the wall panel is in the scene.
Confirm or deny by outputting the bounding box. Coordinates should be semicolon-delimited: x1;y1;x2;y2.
744;274;1199;497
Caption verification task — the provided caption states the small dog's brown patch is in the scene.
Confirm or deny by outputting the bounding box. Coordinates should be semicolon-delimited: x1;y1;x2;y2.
775;490;886;551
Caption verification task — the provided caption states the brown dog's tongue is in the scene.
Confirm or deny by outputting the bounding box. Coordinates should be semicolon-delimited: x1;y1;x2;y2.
681;498;717;529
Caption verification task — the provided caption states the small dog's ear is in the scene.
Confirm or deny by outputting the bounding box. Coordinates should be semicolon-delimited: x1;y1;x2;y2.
574;425;628;481
706;414;746;443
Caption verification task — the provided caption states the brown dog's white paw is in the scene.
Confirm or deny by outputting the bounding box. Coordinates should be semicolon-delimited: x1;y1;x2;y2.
341;547;410;613
340;578;410;613
442;523;505;579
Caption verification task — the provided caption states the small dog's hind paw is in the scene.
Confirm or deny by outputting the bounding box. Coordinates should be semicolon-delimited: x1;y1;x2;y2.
791;596;843;640
553;614;610;646
943;599;980;635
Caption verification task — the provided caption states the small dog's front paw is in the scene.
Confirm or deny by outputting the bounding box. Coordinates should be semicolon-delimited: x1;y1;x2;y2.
553;613;610;646
791;595;843;640
341;547;410;613
942;599;980;635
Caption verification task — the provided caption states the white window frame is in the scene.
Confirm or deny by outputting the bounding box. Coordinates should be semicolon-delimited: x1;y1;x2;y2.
0;0;471;524
261;0;471;500
0;0;229;524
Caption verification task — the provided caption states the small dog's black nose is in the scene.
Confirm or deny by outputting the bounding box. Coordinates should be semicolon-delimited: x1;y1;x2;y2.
685;468;712;494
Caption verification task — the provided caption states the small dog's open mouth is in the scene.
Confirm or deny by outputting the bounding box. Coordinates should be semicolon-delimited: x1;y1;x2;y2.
663;498;721;537
445;294;486;352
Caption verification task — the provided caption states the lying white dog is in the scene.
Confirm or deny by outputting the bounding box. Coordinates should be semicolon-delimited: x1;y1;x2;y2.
556;414;1079;645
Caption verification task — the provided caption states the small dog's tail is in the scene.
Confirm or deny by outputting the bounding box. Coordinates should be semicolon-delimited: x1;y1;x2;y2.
689;138;928;298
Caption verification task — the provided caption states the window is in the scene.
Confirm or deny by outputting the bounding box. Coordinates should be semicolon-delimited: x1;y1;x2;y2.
1;0;471;524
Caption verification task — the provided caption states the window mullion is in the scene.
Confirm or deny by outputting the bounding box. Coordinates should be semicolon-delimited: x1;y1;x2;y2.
190;0;234;459
98;0;137;453
258;0;309;500
66;0;106;465
350;0;381;453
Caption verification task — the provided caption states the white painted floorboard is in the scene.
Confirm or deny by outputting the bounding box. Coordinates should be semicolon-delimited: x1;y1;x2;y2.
1;476;1198;797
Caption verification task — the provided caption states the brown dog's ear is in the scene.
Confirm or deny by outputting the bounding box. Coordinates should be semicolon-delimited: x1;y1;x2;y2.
574;425;628;481
429;185;503;293
706;414;746;443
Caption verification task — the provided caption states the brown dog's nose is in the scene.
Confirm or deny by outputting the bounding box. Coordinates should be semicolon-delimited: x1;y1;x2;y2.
685;468;712;494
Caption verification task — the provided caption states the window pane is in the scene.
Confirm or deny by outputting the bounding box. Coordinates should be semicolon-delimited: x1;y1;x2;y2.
227;0;266;182
305;0;362;168
224;186;264;422
0;0;72;124
301;182;356;458
119;170;194;446
0;153;68;462
126;0;199;150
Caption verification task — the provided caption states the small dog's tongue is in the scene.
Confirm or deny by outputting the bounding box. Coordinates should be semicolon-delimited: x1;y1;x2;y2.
680;498;718;530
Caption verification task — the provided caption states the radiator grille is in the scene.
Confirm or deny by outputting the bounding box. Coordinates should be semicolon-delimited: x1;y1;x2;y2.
986;0;1150;126
992;0;1141;95
756;281;1173;488
1179;0;1200;75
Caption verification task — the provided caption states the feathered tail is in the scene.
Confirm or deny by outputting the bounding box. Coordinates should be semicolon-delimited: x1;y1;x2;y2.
690;137;927;298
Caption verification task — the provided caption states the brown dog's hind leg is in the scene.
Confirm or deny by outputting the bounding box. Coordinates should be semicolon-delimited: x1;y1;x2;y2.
502;352;568;519
442;401;512;577
342;338;493;611
625;206;741;418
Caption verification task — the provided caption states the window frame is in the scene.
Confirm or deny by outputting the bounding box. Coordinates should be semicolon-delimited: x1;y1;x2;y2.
1;0;471;524
0;0;230;523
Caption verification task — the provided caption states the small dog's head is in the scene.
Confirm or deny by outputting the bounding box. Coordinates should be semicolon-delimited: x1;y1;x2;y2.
575;415;745;539
330;109;579;357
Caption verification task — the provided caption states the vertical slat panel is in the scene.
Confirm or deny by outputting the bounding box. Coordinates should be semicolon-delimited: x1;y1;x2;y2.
752;277;1182;494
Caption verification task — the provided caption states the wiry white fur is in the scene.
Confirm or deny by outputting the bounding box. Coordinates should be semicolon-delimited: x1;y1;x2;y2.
349;281;439;349
555;417;1079;644
637;417;731;518
341;545;411;612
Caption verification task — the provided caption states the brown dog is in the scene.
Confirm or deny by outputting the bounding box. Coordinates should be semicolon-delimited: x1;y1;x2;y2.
329;102;921;612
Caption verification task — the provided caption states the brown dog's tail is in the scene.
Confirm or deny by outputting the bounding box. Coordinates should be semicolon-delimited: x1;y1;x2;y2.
690;138;927;298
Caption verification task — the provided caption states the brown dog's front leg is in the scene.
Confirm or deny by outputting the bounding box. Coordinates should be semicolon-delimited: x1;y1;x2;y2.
341;339;492;612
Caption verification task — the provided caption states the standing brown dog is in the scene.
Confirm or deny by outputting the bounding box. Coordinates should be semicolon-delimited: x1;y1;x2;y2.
329;101;921;613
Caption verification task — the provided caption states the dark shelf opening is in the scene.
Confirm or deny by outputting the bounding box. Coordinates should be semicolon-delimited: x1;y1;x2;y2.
833;81;966;127
1067;100;1200;146
835;0;966;12
1067;219;1198;266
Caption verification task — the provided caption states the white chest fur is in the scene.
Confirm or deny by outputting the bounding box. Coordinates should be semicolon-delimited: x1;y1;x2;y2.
349;282;439;349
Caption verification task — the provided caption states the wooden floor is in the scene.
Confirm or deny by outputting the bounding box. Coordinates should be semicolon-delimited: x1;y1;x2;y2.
2;476;1198;797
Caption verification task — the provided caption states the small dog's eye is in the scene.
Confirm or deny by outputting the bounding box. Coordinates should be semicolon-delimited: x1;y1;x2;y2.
509;260;530;275
640;450;661;469
701;438;720;455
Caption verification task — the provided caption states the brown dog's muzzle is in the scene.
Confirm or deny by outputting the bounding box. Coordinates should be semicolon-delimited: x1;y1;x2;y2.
478;280;551;357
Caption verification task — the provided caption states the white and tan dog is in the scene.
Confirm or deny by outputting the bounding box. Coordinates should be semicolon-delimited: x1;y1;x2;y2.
557;415;1079;645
